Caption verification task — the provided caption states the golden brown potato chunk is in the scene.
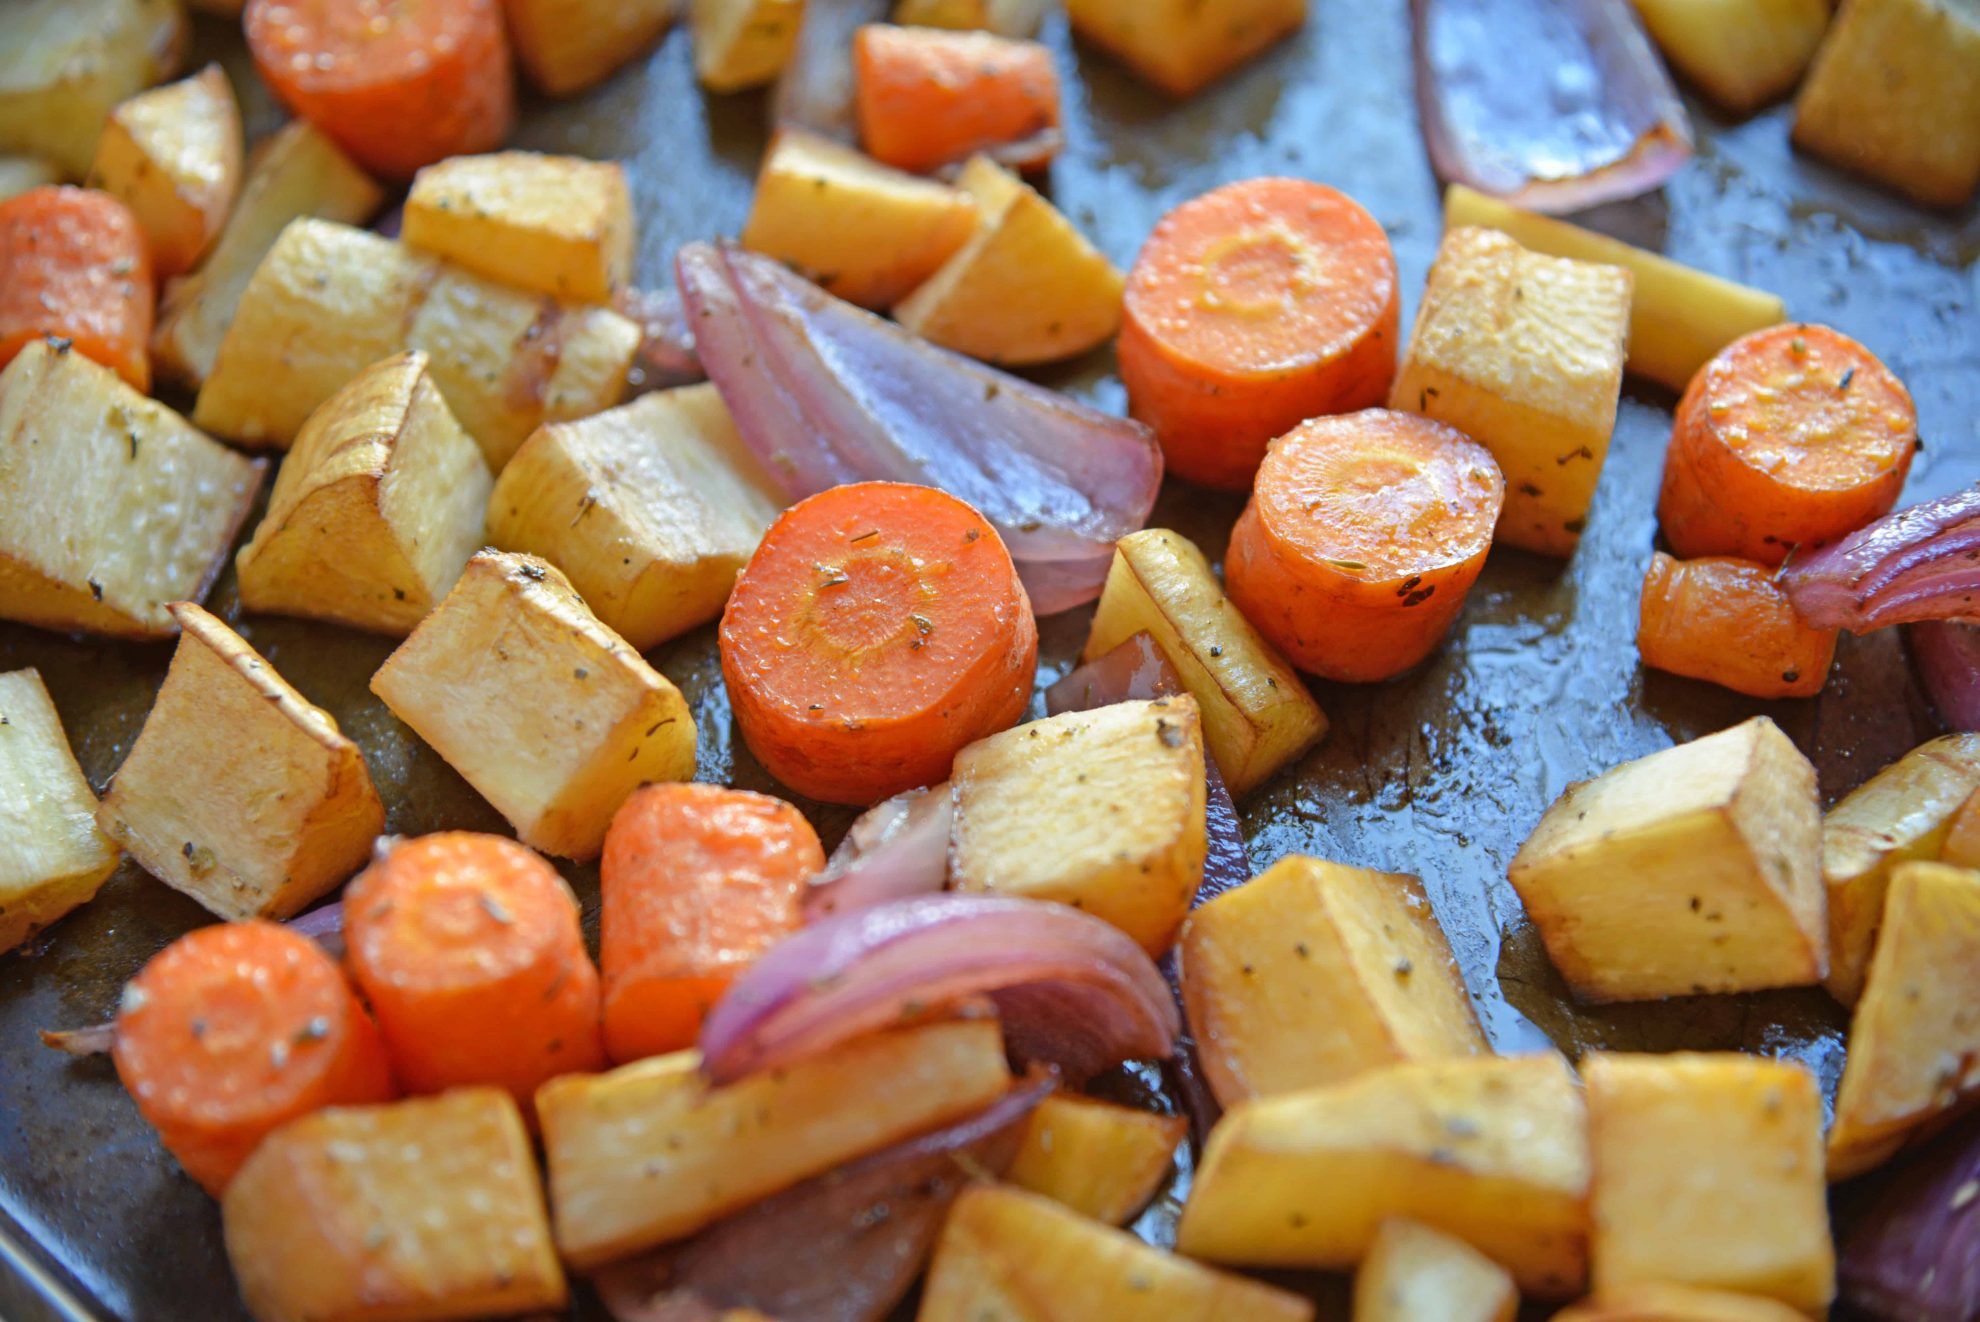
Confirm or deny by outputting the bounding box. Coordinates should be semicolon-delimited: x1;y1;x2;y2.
504;0;678;96
0;0;186;178
88;64;243;277
0;668;119;953
1552;1284;1812;1322
1353;1217;1518;1322
1005;1094;1185;1226
1064;0;1306;97
692;0;806;91
403;151;635;302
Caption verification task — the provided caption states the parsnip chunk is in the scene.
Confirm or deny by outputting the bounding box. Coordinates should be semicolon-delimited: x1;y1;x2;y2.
1005;1094;1184;1225
1553;1284;1813;1322
88;63;243;277
505;0;679;96
1064;0;1306;97
0;0;185;178
0;669;118;953
1353;1217;1518;1322
1630;0;1829;114
692;0;806;92
403;151;634;302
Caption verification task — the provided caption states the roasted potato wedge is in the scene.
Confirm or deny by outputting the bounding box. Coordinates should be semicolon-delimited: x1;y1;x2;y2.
0;668;119;954
223;1089;568;1322
1630;0;1829;114
504;0;679;96
1353;1217;1518;1322
236;351;494;636
1005;1094;1186;1226
1507;716;1825;1002
98;603;385;921
0;156;61;203
0;340;263;639
539;1020;1012;1268
88;64;243;277
1181;855;1486;1107
403;151;634;302
369;550;696;860
1065;0;1306;97
692;0;806;92
1178;1054;1590;1298
487;385;781;650
0;0;187;178
951;696;1208;956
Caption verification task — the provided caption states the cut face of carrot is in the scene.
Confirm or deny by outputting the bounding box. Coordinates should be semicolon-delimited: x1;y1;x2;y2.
854;25;1062;175
245;0;515;182
0;187;153;392
600;783;822;1063
1637;552;1838;700
111;921;396;1195
1658;323;1916;564
720;481;1038;805
1120;178;1399;490
343;832;604;1103
1225;409;1504;683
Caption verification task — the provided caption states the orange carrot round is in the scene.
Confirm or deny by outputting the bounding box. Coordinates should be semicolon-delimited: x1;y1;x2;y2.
112;921;397;1195
0;186;154;392
1225;409;1503;682
1637;552;1838;699
343;833;604;1103
1119;178;1399;490
720;481;1037;805
244;0;515;182
600;783;823;1063
854;25;1061;174
1658;324;1916;564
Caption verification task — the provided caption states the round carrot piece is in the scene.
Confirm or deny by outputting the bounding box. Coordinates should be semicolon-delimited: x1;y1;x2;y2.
0;186;153;391
1658;324;1916;564
244;0;514;182
720;481;1038;805
601;783;823;1063
343;833;604;1103
112;921;396;1195
1119;178;1400;490
1225;410;1503;683
1637;552;1838;699
854;25;1061;174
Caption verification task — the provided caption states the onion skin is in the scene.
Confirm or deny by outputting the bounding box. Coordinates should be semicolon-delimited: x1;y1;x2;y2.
594;1073;1053;1322
1910;622;1980;733
1411;0;1692;212
283;900;345;959
802;785;953;923
1784;485;1980;633
697;894;1179;1085
615;285;705;393
1840;1111;1980;1321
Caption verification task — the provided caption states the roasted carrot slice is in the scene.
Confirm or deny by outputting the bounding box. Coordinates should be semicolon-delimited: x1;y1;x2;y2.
720;481;1038;805
0;186;154;392
1225;409;1503;683
1637;552;1838;699
343;833;604;1103
244;0;515;182
854;25;1061;174
111;921;396;1195
1658;324;1916;564
600;783;823;1063
1119;178;1400;490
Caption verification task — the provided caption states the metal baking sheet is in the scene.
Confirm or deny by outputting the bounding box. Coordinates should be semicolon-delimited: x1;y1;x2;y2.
2;2;1976;1318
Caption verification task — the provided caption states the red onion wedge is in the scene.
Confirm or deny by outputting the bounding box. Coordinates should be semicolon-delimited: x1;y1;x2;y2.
697;893;1178;1085
770;0;890;142
615;285;705;393
594;1072;1052;1322
39;1023;115;1056
1411;0;1693;212
1910;622;1980;733
1840;1110;1980;1321
1783;485;1980;633
676;241;1163;614
803;785;953;923
284;900;345;959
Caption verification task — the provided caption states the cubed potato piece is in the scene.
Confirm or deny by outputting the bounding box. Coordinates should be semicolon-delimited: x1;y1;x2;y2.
1082;528;1326;796
236;351;494;636
370;551;695;860
1818;733;1980;1005
97;603;385;921
1631;0;1828;114
741;129;979;309
1005;1094;1185;1225
1553;1284;1812;1322
894;0;1046;34
223;1088;567;1322
1353;1217;1518;1322
1065;0;1306;97
153;121;385;390
1507;716;1825;1002
487;385;781;650
0;156;61;202
1177;1054;1590;1298
0;0;186;178
1827;861;1980;1178
403;151;634;302
920;1183;1315;1322
1793;0;1980;209
88;64;243;277
1391;226;1631;557
1442;186;1783;394
951;697;1208;956
504;0;678;96
1584;1052;1833;1313
0;340;263;639
540;1019;1012;1267
894;155;1124;366
0;669;118;954
1181;856;1486;1107
1944;785;1980;868
693;0;806;92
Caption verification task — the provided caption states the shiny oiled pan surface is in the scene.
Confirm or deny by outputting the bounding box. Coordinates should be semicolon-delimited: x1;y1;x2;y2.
1;4;1976;1320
